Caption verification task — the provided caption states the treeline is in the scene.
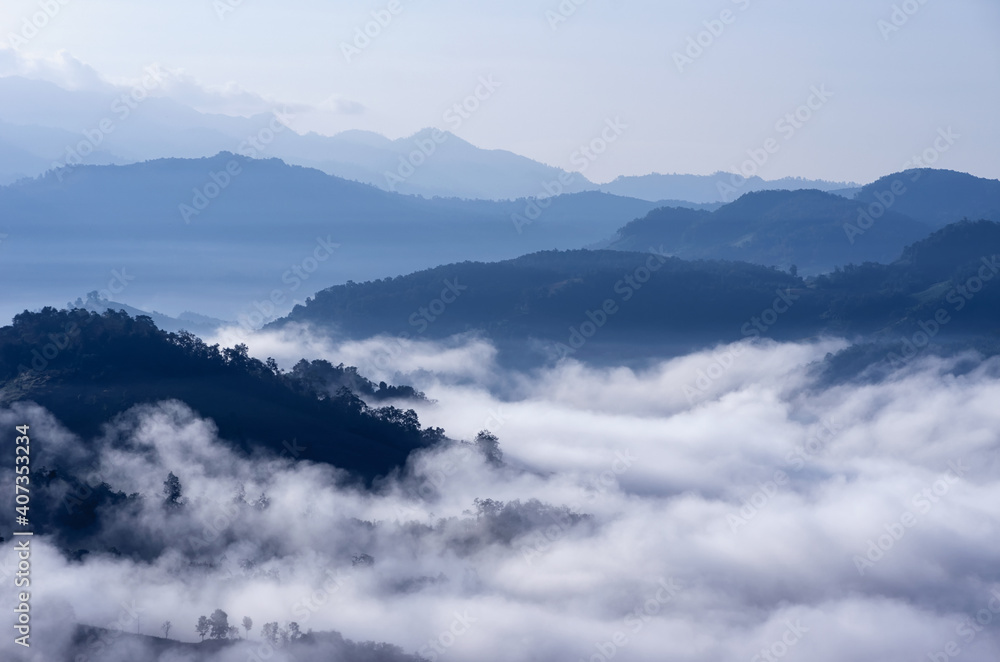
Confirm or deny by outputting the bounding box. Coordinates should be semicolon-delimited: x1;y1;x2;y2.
72;620;429;661
275;249;821;343
0;308;442;481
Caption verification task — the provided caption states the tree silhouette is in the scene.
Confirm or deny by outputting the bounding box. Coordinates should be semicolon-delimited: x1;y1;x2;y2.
195;615;209;641
163;472;183;509
161;620;171;639
209;609;230;639
474;430;503;466
352;553;374;567
259;621;302;647
242;616;253;640
262;622;279;645
473;497;504;518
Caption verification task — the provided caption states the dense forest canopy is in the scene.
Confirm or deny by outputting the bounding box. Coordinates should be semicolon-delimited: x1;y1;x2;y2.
0;308;439;481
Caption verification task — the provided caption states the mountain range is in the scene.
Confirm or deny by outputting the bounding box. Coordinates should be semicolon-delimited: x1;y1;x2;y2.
0;153;661;323
601;169;1000;273
2;150;996;327
0;75;855;202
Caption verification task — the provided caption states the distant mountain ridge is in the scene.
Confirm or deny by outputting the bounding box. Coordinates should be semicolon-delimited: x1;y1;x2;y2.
0;153;662;324
3;153;997;327
70;291;229;336
0;75;859;205
853;168;1000;229
606;189;927;273
603;170;1000;273
598;172;859;204
0;75;599;200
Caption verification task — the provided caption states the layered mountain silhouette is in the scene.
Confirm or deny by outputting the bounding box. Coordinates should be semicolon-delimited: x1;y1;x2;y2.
3;150;996;329
0;153;661;323
604;189;924;273
0;75;594;200
602;170;1000;273
0;75;858;204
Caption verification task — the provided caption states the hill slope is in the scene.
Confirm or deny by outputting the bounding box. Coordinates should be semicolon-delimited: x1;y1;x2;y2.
853;168;1000;229
273;220;1000;364
606;188;931;272
0;308;437;481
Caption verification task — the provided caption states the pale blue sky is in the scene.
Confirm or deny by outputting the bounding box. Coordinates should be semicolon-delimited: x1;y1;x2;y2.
1;0;997;183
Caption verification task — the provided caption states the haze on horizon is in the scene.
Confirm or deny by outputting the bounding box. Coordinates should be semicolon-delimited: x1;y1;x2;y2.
0;0;997;185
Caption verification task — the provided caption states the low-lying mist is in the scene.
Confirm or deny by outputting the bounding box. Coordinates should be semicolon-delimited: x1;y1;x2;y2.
3;327;1000;661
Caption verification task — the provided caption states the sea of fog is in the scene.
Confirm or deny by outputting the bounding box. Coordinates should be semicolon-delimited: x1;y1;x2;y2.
2;330;1000;661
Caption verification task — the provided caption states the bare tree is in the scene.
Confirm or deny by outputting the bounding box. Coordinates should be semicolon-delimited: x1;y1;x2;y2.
161;621;172;639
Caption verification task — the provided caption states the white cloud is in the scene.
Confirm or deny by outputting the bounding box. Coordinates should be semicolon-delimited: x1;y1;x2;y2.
0;45;363;122
0;46;108;90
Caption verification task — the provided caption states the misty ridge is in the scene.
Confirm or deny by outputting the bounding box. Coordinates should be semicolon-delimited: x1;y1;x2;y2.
1;178;1000;661
1;10;1000;660
0;73;858;202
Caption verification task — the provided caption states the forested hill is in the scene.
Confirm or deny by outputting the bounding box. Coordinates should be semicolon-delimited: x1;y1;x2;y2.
273;250;818;351
0;308;438;481
604;169;1000;274
854;168;1000;230
606;188;925;272
273;220;1000;364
